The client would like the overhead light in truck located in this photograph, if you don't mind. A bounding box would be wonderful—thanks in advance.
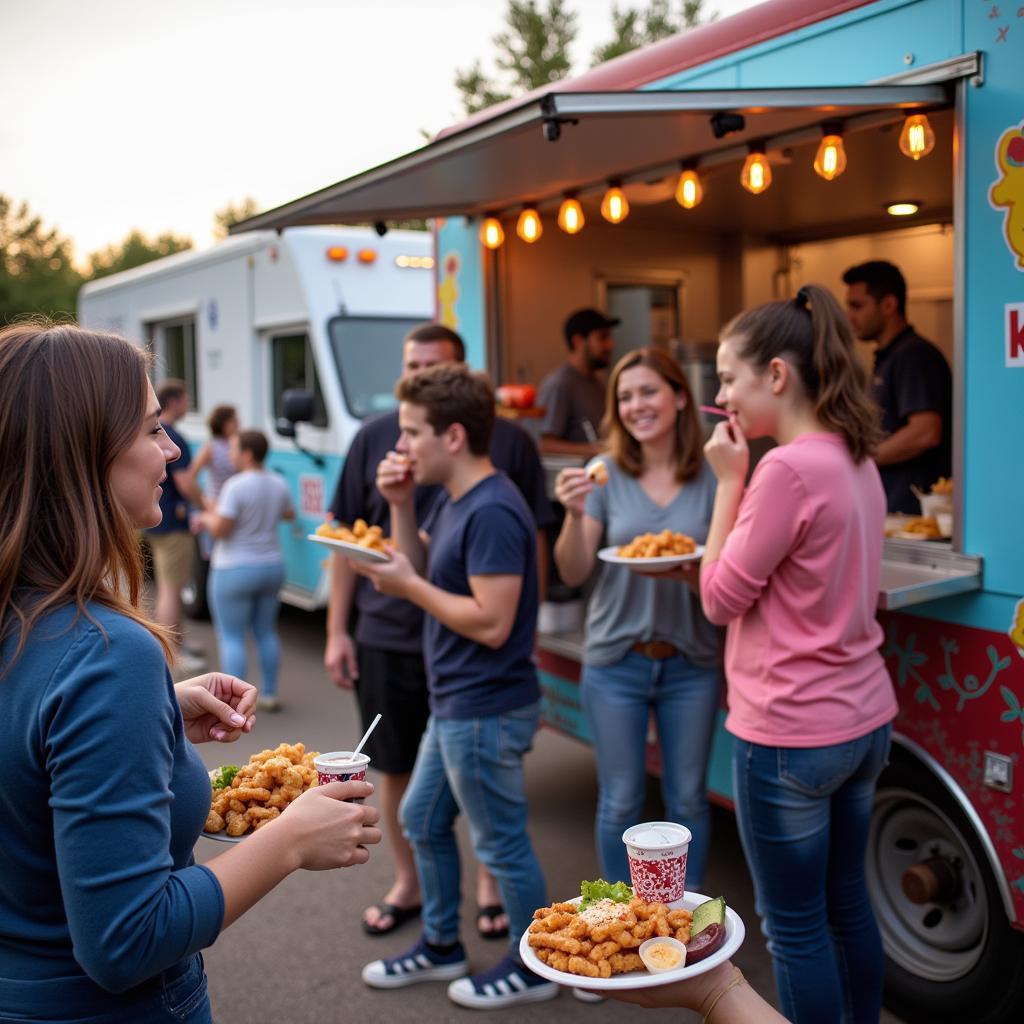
[898,113,936,160]
[886,200,921,217]
[480,216,505,250]
[813,124,847,181]
[557,196,585,234]
[740,144,772,195]
[516,207,543,243]
[675,167,704,209]
[600,182,630,224]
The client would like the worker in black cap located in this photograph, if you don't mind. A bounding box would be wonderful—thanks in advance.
[537,308,618,457]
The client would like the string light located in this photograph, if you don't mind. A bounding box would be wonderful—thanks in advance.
[516,207,543,243]
[557,196,585,234]
[600,183,630,224]
[813,125,847,181]
[740,145,772,195]
[675,167,704,209]
[479,216,505,250]
[898,113,936,160]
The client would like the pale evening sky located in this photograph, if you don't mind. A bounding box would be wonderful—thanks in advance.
[1,0,759,260]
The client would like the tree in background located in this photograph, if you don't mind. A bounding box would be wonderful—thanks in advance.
[0,194,82,322]
[213,196,261,239]
[592,1,715,65]
[456,1,578,114]
[454,0,716,117]
[86,229,192,281]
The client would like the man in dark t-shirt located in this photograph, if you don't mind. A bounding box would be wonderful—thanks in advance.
[843,261,952,513]
[356,363,555,1009]
[325,324,553,939]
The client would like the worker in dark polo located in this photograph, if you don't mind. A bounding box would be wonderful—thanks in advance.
[537,308,617,458]
[843,261,952,513]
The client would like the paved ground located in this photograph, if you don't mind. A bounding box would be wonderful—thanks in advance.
[185,606,906,1023]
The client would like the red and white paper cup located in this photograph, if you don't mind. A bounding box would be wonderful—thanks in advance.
[314,751,371,801]
[622,821,692,903]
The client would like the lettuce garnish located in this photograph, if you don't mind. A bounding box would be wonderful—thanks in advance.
[210,765,239,790]
[580,878,633,909]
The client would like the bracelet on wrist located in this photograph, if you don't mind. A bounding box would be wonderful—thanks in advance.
[700,966,746,1023]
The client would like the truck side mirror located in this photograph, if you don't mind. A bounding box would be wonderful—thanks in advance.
[275,388,314,438]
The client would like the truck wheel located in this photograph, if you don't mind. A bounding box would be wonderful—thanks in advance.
[867,746,1024,1023]
[181,541,210,621]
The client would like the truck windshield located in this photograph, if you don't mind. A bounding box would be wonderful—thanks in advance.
[327,315,425,418]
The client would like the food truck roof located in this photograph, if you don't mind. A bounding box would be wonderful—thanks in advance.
[232,0,954,236]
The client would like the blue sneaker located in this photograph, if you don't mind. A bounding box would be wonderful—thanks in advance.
[447,954,559,1009]
[362,938,468,989]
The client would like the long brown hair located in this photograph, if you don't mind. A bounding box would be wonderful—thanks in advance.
[723,284,883,462]
[0,320,173,672]
[604,347,703,483]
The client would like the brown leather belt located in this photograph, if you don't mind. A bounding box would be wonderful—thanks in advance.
[631,640,679,660]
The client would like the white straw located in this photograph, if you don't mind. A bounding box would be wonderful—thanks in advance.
[351,713,382,760]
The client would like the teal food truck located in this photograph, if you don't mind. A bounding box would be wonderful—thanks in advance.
[234,1,1023,1018]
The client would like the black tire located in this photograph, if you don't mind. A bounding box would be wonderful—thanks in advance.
[181,540,210,621]
[868,745,1024,1023]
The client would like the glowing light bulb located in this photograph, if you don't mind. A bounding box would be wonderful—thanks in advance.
[886,201,920,217]
[813,134,847,181]
[899,113,936,161]
[479,217,505,250]
[600,185,629,224]
[516,208,542,243]
[740,150,772,195]
[675,169,703,209]
[557,197,585,234]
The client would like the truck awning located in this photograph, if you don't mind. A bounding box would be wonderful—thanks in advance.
[233,84,950,233]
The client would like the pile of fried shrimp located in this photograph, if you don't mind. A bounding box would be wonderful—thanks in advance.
[527,898,693,979]
[617,529,696,559]
[315,518,392,553]
[205,742,319,838]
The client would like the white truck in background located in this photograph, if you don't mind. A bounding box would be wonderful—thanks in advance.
[78,226,435,614]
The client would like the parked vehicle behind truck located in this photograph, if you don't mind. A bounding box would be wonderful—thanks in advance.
[78,226,434,615]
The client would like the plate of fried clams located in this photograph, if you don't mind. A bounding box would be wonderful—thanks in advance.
[598,530,704,570]
[204,742,319,843]
[308,519,391,564]
[519,890,744,990]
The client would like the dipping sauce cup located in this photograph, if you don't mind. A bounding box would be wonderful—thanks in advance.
[314,751,371,801]
[622,821,692,903]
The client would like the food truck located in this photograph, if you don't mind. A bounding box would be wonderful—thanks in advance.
[231,0,1022,1017]
[78,226,434,614]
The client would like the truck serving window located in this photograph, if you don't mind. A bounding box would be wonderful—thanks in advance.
[327,315,424,418]
[148,317,198,409]
[271,332,328,427]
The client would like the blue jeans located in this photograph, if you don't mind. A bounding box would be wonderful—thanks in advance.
[733,723,892,1024]
[207,562,284,698]
[581,650,720,889]
[399,705,547,951]
[0,953,210,1023]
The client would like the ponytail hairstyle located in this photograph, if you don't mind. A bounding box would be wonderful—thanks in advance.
[722,284,883,462]
[0,319,174,674]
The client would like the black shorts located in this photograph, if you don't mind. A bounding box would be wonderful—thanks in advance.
[354,645,430,774]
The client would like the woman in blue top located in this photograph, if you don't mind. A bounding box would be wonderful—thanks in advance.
[0,321,381,1024]
[553,347,721,890]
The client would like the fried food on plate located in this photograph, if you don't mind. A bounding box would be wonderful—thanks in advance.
[315,518,392,552]
[930,476,953,495]
[617,529,696,559]
[902,515,941,538]
[527,895,692,979]
[205,742,319,837]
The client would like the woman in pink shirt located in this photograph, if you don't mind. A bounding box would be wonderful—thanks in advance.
[701,285,897,1024]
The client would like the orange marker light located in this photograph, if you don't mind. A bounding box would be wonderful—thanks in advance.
[326,246,349,262]
[357,249,377,264]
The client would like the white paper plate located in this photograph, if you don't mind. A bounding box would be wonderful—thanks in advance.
[306,533,390,563]
[201,830,244,844]
[518,891,743,990]
[597,545,704,570]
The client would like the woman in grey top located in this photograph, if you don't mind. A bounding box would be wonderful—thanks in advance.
[201,430,294,711]
[554,347,720,888]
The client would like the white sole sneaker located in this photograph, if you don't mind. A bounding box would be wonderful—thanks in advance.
[447,975,559,1009]
[362,954,468,989]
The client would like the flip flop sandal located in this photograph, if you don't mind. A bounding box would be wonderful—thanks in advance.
[476,904,510,940]
[362,901,422,937]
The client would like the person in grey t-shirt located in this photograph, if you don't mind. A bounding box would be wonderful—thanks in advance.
[537,308,617,457]
[553,347,721,891]
[201,430,294,710]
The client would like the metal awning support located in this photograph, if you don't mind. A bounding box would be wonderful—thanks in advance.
[232,84,949,233]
